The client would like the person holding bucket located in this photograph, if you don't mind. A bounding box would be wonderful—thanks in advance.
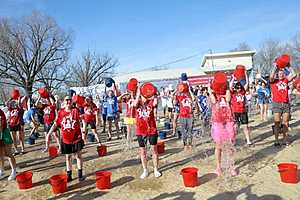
[174,82,196,151]
[0,108,17,181]
[230,67,252,146]
[133,82,161,179]
[118,78,138,149]
[42,95,60,153]
[270,54,296,147]
[81,95,101,145]
[47,95,85,182]
[209,72,237,176]
[7,93,27,155]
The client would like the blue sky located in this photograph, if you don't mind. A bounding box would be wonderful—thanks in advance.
[1,0,300,73]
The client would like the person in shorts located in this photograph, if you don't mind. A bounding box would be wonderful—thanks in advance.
[270,60,296,147]
[230,81,252,145]
[0,109,17,181]
[133,84,161,179]
[7,96,27,155]
[256,81,271,121]
[82,96,101,145]
[47,95,85,182]
[42,95,60,152]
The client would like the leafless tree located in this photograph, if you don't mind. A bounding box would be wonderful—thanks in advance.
[254,39,286,75]
[230,42,252,52]
[288,33,300,72]
[0,12,71,97]
[68,50,118,87]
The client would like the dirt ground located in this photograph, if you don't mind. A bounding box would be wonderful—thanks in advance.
[1,107,300,200]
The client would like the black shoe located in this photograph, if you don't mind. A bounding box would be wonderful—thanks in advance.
[78,169,84,181]
[67,171,72,182]
[274,142,281,147]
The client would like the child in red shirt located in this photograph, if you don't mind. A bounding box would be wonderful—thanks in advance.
[82,96,101,145]
[47,95,85,182]
[133,83,161,179]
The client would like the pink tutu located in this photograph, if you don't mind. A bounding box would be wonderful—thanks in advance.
[211,122,236,144]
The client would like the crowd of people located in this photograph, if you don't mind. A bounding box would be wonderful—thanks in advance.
[0,54,299,186]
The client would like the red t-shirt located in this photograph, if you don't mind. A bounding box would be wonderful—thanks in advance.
[56,108,82,144]
[83,102,98,122]
[135,99,157,136]
[43,104,56,125]
[270,78,289,103]
[231,89,246,113]
[8,102,21,127]
[124,97,136,118]
[0,109,7,129]
[176,94,193,118]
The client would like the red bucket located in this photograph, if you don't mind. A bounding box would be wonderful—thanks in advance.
[97,145,107,157]
[49,174,68,195]
[127,78,138,92]
[293,76,300,92]
[72,95,85,106]
[233,65,246,80]
[16,171,33,190]
[180,167,198,187]
[276,54,290,69]
[38,87,49,98]
[157,141,165,154]
[277,163,298,184]
[140,82,157,99]
[11,88,20,100]
[49,146,58,158]
[95,171,112,190]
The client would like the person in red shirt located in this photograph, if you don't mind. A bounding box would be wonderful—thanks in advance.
[133,84,161,179]
[82,96,101,145]
[47,95,85,182]
[0,109,17,181]
[7,96,27,155]
[41,95,60,152]
[230,73,252,145]
[174,82,196,151]
[270,63,296,147]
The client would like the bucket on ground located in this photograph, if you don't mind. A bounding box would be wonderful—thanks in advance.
[97,145,107,157]
[49,146,58,158]
[49,174,68,195]
[16,171,33,190]
[159,131,167,140]
[180,167,199,187]
[278,163,298,184]
[157,141,165,154]
[95,171,112,190]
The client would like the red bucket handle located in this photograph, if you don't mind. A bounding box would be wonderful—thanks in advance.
[278,168,289,173]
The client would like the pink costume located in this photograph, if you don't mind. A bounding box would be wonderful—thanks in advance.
[211,95,236,144]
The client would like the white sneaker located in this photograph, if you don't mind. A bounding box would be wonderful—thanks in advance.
[140,170,149,179]
[42,147,48,153]
[0,169,4,177]
[154,170,162,178]
[8,170,16,181]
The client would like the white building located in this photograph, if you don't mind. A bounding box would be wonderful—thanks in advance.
[201,50,256,73]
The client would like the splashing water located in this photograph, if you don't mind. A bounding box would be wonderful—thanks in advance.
[221,140,236,178]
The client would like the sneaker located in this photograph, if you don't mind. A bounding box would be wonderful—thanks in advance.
[8,170,16,181]
[42,147,48,153]
[154,170,162,178]
[231,169,238,176]
[0,169,4,177]
[140,170,149,179]
[13,150,19,156]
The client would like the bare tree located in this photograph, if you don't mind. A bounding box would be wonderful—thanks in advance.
[68,50,118,87]
[0,12,71,96]
[254,39,286,75]
[230,42,252,52]
[289,33,300,71]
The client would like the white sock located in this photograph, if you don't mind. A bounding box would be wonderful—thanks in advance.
[8,169,16,181]
[140,169,148,179]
